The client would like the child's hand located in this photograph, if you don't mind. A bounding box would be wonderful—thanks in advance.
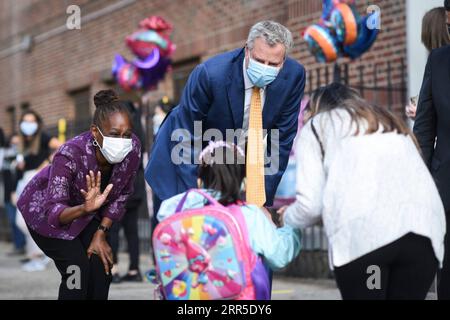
[276,206,288,227]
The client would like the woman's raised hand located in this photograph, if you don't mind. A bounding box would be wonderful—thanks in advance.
[80,170,113,213]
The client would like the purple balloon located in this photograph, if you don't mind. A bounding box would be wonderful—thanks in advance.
[112,54,126,76]
[133,49,160,69]
[139,56,171,89]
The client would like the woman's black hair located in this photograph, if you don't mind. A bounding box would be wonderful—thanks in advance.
[93,89,131,128]
[198,144,246,206]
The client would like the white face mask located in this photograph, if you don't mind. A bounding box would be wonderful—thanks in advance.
[94,127,132,164]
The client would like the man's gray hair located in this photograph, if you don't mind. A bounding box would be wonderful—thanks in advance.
[246,21,294,54]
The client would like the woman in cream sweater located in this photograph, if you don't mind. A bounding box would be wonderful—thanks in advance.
[282,83,446,300]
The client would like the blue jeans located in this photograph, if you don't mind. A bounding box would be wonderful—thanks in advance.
[4,202,26,250]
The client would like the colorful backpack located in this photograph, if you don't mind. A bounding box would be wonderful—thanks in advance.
[152,189,270,300]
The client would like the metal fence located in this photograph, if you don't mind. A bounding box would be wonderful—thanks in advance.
[305,58,407,114]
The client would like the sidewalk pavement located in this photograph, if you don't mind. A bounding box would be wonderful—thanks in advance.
[0,241,341,300]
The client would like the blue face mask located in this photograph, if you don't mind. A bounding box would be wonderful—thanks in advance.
[246,57,281,88]
[20,121,38,136]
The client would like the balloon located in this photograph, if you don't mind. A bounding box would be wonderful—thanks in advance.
[126,29,175,58]
[330,3,358,45]
[112,15,176,91]
[118,62,141,91]
[140,56,172,90]
[133,49,160,69]
[304,25,339,63]
[304,0,378,63]
[139,16,173,33]
[343,14,379,59]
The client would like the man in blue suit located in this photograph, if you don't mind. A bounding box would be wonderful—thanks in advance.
[146,20,305,218]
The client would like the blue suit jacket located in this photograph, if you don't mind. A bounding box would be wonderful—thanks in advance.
[145,48,305,206]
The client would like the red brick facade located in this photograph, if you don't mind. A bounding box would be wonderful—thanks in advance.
[0,0,407,136]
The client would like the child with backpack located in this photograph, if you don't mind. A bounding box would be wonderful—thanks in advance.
[152,141,301,300]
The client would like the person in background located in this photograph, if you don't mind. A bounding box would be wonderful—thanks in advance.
[149,96,175,240]
[405,6,450,121]
[15,110,61,176]
[110,100,147,283]
[282,83,446,300]
[413,0,450,300]
[14,110,61,272]
[152,96,175,136]
[17,90,141,299]
[1,133,26,256]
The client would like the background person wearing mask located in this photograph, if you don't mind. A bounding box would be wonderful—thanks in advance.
[413,0,450,300]
[17,90,141,300]
[14,109,61,272]
[152,96,175,136]
[15,110,61,175]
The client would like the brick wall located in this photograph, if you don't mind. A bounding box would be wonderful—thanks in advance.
[0,0,407,136]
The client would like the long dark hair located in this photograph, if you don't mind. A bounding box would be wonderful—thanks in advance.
[198,142,246,206]
[307,83,419,148]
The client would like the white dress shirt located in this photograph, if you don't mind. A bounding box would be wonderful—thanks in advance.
[284,109,446,269]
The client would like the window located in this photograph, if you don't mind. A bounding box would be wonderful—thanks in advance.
[172,58,200,103]
[70,87,91,135]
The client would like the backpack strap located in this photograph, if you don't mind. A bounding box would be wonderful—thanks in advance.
[175,188,223,213]
[311,117,325,161]
[228,204,270,300]
[227,204,256,265]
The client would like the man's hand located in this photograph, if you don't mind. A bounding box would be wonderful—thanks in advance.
[87,230,113,275]
[261,207,286,227]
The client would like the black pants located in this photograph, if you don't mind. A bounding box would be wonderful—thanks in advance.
[110,204,141,271]
[150,194,162,265]
[151,194,162,236]
[29,219,112,300]
[334,233,438,300]
[438,214,450,299]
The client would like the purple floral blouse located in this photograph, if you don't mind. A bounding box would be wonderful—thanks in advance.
[17,131,141,240]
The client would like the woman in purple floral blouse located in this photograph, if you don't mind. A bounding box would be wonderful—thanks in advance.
[17,90,141,300]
